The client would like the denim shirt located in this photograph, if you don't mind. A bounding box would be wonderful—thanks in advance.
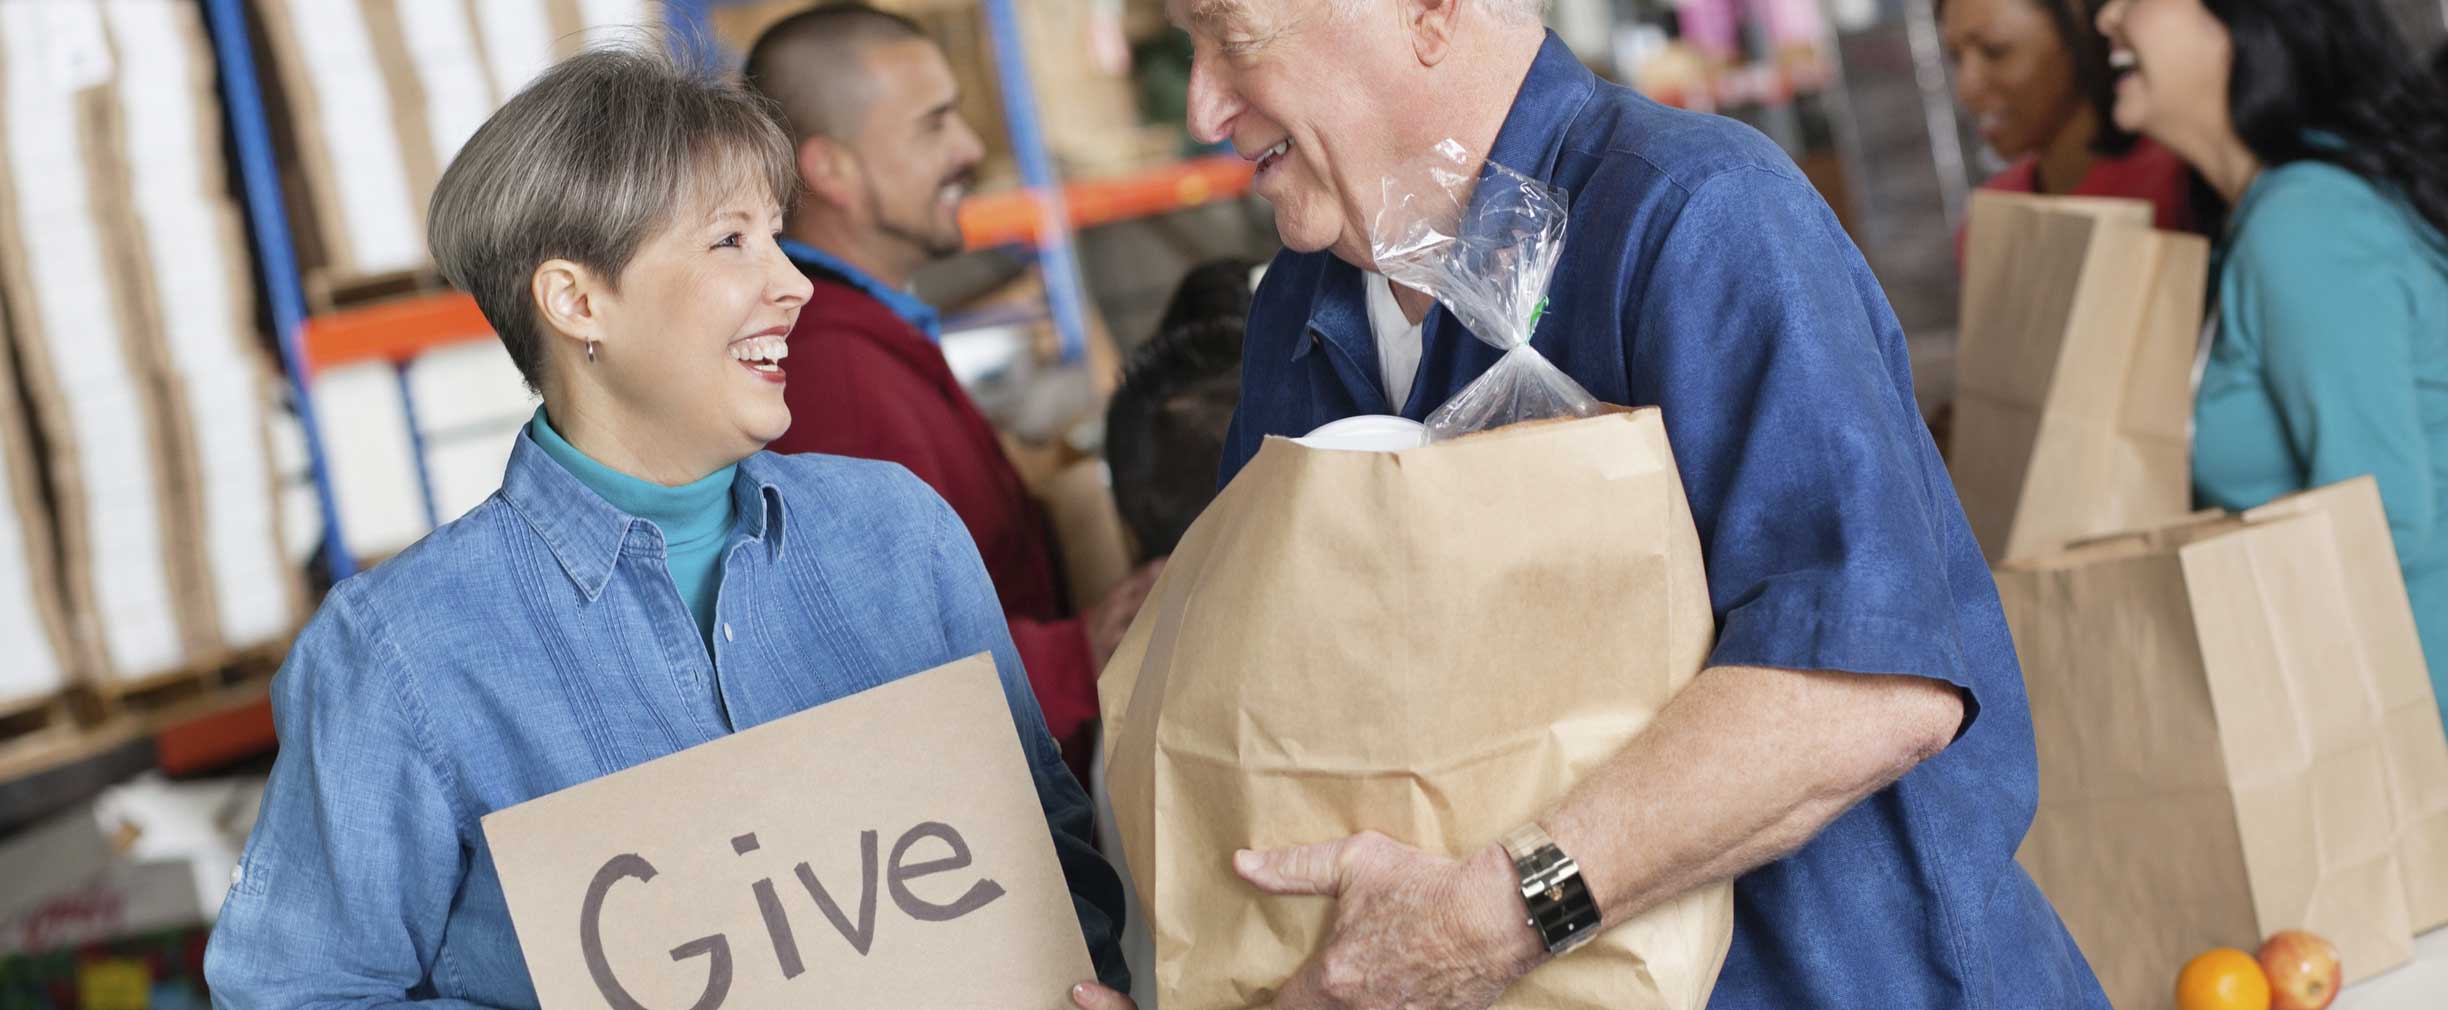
[1224,32,2107,1010]
[204,433,1127,1008]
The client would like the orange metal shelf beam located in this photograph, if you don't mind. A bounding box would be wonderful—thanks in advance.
[299,156,1257,374]
[300,290,492,374]
[958,154,1254,251]
[155,696,276,776]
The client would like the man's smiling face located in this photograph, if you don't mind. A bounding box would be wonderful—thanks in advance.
[1172,0,1425,267]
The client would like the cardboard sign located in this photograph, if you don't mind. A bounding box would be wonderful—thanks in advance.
[484,655,1093,1010]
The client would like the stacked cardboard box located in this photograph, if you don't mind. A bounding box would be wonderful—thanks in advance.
[0,316,71,710]
[405,342,538,524]
[249,0,656,295]
[106,0,298,659]
[0,2,300,696]
[0,2,199,690]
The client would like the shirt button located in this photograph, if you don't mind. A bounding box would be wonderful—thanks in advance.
[723,623,735,642]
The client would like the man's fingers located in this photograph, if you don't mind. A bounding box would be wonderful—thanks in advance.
[1070,982,1136,1010]
[1235,838,1350,896]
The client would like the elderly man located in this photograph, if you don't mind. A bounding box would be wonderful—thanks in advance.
[1106,2,2112,1010]
[743,5,1162,787]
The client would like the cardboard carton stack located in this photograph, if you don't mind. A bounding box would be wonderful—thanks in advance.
[0,315,71,712]
[107,0,299,661]
[0,2,302,708]
[405,341,539,523]
[248,0,655,299]
[0,2,202,692]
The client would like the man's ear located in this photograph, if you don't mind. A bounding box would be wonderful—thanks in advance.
[1403,0,1460,67]
[796,134,861,212]
[531,258,607,358]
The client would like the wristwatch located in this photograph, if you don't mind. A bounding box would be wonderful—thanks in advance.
[1499,822,1601,956]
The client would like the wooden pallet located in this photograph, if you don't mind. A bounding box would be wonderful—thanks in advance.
[0,690,79,762]
[82,640,285,729]
[0,642,288,787]
[304,264,449,316]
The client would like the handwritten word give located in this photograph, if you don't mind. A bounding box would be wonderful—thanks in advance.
[577,820,1006,1010]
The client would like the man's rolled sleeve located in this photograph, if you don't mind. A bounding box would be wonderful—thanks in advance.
[1626,166,1980,728]
[204,585,496,1009]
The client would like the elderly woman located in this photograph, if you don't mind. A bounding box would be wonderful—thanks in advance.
[203,44,1127,1007]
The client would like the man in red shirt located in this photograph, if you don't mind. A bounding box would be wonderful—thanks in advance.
[742,5,1158,781]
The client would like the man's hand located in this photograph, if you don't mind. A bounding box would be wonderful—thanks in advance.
[1086,559,1166,668]
[1071,982,1136,1010]
[1235,832,1544,1010]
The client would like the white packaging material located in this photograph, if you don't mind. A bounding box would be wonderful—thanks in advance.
[0,425,68,705]
[183,369,292,648]
[0,14,185,681]
[93,772,267,923]
[278,0,422,274]
[264,408,324,568]
[0,774,269,954]
[407,342,535,522]
[103,1,207,193]
[425,420,527,523]
[579,0,652,31]
[405,341,535,433]
[396,0,495,170]
[469,0,557,99]
[1295,414,1430,452]
[311,362,434,559]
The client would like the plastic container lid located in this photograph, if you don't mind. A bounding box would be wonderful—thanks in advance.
[1294,415,1429,452]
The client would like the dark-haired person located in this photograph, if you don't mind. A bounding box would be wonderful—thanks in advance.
[202,41,1128,1008]
[1105,259,1253,562]
[1942,0,2198,232]
[741,4,1162,786]
[2099,0,2448,729]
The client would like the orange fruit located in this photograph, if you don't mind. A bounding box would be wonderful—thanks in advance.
[2178,948,2272,1010]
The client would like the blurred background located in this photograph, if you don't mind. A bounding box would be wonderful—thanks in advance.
[0,1,2442,1007]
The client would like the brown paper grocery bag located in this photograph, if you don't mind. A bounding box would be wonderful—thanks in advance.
[1999,507,2418,1010]
[2242,478,2448,930]
[1100,408,1732,1010]
[1951,192,2208,562]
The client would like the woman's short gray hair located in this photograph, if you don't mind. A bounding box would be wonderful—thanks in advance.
[428,41,796,391]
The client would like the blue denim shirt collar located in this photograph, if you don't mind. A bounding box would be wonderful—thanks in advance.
[1288,30,1595,418]
[496,428,789,600]
[779,236,943,342]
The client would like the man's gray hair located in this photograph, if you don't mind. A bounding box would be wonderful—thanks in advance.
[1333,0,1549,22]
[428,40,797,392]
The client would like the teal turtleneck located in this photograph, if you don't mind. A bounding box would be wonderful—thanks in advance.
[529,409,737,650]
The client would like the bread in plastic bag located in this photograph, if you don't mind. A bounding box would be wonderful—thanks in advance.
[1371,138,1602,440]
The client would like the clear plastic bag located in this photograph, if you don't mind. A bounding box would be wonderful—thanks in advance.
[1372,139,1601,441]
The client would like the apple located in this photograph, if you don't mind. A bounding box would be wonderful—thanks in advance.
[2258,930,2341,1010]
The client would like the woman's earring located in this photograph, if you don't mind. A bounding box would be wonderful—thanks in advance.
[586,340,597,364]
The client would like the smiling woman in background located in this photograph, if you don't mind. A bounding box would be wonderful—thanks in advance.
[2097,0,2448,727]
[200,41,1128,1008]
[1940,0,2199,232]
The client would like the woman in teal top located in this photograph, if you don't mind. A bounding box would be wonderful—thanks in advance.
[527,408,734,649]
[2098,0,2448,724]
